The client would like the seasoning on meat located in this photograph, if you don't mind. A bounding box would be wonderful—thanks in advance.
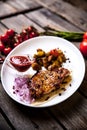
[29,67,70,99]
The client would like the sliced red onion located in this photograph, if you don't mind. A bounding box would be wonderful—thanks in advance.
[13,76,34,103]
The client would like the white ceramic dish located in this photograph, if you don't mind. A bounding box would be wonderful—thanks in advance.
[1,36,85,107]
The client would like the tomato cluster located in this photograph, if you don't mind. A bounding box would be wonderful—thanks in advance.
[0,26,39,55]
[80,32,87,57]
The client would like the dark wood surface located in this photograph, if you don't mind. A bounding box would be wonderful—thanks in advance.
[0,0,87,130]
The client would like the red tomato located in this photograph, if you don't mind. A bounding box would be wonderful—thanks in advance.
[50,49,59,57]
[83,32,87,40]
[16,34,22,43]
[27,26,33,32]
[21,30,28,41]
[21,30,27,36]
[0,34,9,43]
[29,32,38,38]
[80,40,87,57]
[13,42,20,47]
[0,42,5,51]
[6,29,15,37]
[3,47,12,55]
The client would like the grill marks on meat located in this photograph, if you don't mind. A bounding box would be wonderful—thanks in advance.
[29,68,70,99]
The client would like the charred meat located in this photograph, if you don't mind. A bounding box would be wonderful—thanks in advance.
[29,67,70,99]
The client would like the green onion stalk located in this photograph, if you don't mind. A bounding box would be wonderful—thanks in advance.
[40,27,84,41]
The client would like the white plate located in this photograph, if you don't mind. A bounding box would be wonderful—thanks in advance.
[1,36,85,107]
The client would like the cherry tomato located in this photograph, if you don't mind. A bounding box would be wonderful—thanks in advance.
[80,39,87,57]
[21,30,27,36]
[13,42,20,47]
[21,30,28,41]
[83,32,87,40]
[27,26,33,32]
[50,49,59,57]
[29,32,37,38]
[16,34,22,43]
[0,42,5,51]
[0,34,9,43]
[6,29,15,37]
[3,47,12,55]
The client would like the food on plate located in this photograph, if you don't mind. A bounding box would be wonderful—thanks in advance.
[32,48,66,71]
[29,67,70,99]
[13,67,71,103]
[11,48,71,104]
[13,76,33,103]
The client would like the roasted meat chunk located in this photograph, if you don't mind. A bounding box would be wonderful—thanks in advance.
[29,67,70,99]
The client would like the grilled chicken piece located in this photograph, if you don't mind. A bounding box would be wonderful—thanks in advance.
[29,67,70,99]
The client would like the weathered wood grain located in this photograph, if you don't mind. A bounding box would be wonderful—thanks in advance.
[6,0,41,11]
[0,23,8,35]
[26,8,82,32]
[49,92,87,129]
[0,0,41,18]
[0,1,16,18]
[1,14,44,33]
[33,0,56,6]
[35,0,87,31]
[26,9,67,31]
[0,112,12,130]
[64,0,87,11]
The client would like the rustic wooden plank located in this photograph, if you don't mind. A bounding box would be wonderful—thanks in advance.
[35,0,87,31]
[26,8,82,32]
[49,92,87,129]
[33,0,57,5]
[0,112,12,130]
[0,84,63,130]
[1,15,44,33]
[64,0,87,11]
[6,0,41,11]
[0,23,8,35]
[0,1,17,18]
[0,0,41,18]
[26,9,67,31]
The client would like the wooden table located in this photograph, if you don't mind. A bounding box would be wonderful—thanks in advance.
[0,0,87,129]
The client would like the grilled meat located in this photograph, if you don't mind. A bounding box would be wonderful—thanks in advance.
[29,67,70,99]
